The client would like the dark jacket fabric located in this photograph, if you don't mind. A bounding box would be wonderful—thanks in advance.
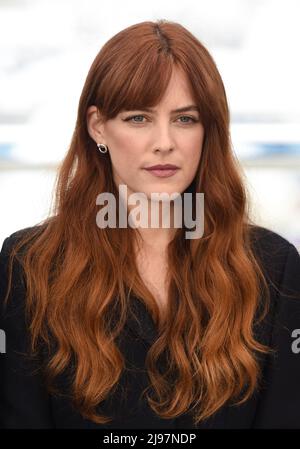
[0,225,300,429]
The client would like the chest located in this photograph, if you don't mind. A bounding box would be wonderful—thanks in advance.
[135,251,169,313]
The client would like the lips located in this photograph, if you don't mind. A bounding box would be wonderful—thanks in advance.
[143,163,180,178]
[144,164,179,170]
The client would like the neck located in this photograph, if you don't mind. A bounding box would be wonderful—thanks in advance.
[132,200,178,254]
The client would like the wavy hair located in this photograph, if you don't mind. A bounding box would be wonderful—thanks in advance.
[3,20,278,426]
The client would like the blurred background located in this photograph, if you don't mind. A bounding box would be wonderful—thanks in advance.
[0,0,299,250]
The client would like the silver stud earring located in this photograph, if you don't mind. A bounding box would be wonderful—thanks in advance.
[97,143,108,153]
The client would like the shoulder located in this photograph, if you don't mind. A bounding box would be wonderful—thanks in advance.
[247,224,300,290]
[0,225,45,312]
[0,225,45,258]
[249,225,300,345]
[248,223,298,255]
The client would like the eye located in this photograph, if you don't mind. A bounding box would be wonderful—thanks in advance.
[177,115,198,123]
[123,114,199,125]
[124,115,146,123]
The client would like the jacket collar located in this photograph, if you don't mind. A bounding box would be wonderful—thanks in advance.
[123,295,159,347]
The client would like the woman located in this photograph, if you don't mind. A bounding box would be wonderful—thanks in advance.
[1,19,300,429]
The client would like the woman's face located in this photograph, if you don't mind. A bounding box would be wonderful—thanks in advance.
[87,66,205,201]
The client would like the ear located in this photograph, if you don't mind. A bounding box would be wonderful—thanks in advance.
[86,105,106,144]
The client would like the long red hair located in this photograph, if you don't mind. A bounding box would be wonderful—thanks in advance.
[3,20,276,426]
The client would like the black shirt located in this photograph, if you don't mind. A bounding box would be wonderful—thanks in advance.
[0,225,300,429]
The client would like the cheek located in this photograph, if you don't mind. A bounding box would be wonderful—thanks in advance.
[180,126,204,155]
[108,131,140,164]
[184,139,203,169]
[109,144,144,180]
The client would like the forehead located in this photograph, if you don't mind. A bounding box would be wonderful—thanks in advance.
[121,67,197,113]
[126,104,200,114]
[100,61,203,121]
[157,67,196,104]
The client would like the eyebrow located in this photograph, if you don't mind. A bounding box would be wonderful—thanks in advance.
[130,105,200,113]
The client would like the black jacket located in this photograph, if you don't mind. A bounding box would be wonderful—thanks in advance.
[0,225,300,429]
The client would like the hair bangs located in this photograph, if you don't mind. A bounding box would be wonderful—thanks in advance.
[97,51,175,119]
